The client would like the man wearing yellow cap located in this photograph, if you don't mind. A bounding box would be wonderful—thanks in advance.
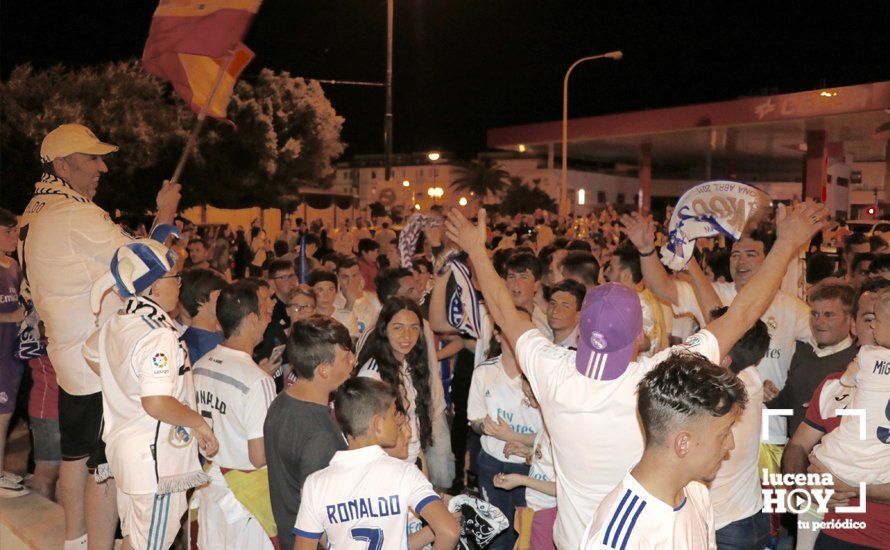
[17,124,181,550]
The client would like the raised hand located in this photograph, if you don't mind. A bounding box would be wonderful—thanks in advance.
[619,212,656,252]
[156,179,182,218]
[444,208,487,255]
[775,200,830,250]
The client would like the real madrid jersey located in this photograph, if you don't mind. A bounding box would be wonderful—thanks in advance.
[193,344,276,470]
[581,472,716,549]
[84,295,197,494]
[675,280,811,443]
[294,445,440,549]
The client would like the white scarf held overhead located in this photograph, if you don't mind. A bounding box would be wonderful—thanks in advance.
[661,180,772,271]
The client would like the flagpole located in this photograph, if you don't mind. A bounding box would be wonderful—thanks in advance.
[170,49,237,184]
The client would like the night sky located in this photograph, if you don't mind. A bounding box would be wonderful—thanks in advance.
[3,2,890,158]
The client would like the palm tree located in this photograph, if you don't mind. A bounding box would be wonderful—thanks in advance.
[451,160,511,200]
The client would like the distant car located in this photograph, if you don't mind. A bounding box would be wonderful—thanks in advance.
[846,220,890,238]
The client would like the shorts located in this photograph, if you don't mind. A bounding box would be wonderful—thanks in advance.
[0,358,25,415]
[58,388,105,463]
[30,417,61,462]
[117,489,187,550]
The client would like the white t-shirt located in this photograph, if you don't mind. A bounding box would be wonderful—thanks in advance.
[812,345,890,485]
[675,280,811,443]
[467,356,542,464]
[526,428,557,511]
[84,296,197,494]
[332,308,360,339]
[193,345,276,471]
[294,445,440,549]
[358,359,422,465]
[581,472,716,549]
[555,326,580,349]
[515,328,721,550]
[709,366,764,529]
[20,175,135,394]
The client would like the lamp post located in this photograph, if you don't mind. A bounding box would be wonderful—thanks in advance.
[560,51,623,216]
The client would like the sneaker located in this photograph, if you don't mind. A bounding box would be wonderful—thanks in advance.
[0,474,30,498]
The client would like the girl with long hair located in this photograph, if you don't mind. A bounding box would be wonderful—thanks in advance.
[357,297,433,468]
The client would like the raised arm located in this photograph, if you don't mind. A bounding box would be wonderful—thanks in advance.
[620,213,680,305]
[444,209,534,352]
[428,271,458,334]
[707,202,828,356]
[686,257,723,323]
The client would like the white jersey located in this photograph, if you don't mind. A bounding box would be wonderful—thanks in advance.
[467,356,542,464]
[294,445,440,549]
[334,291,382,337]
[675,280,810,443]
[84,296,198,494]
[193,345,276,471]
[526,428,557,511]
[19,174,134,394]
[358,359,422,465]
[515,328,720,550]
[581,472,716,549]
[812,345,890,485]
[709,367,763,529]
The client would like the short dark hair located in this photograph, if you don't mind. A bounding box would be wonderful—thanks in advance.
[851,252,876,274]
[0,208,16,228]
[287,315,354,380]
[268,259,294,278]
[336,257,358,273]
[705,249,732,283]
[320,252,343,269]
[637,351,747,446]
[544,279,586,311]
[746,223,776,254]
[561,251,600,287]
[357,238,379,254]
[334,377,398,440]
[612,242,643,283]
[870,253,890,274]
[308,269,338,287]
[375,267,414,303]
[806,252,836,285]
[216,280,260,338]
[273,240,290,257]
[566,239,592,252]
[504,252,542,281]
[411,257,432,275]
[709,307,770,374]
[809,282,855,313]
[179,268,228,317]
[854,278,890,318]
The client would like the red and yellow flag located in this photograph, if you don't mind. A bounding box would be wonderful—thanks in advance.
[142,0,261,120]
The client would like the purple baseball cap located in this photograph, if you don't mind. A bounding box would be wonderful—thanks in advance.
[576,283,643,380]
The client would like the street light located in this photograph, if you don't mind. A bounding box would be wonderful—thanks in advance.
[459,197,468,206]
[402,180,410,187]
[561,50,622,216]
[428,151,441,161]
[427,186,444,199]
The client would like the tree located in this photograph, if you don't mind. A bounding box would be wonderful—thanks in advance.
[498,181,557,216]
[1,62,346,213]
[451,159,510,200]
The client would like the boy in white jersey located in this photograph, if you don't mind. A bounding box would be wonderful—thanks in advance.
[193,280,278,549]
[294,377,460,549]
[811,286,890,486]
[582,352,747,549]
[82,240,218,550]
[442,202,829,549]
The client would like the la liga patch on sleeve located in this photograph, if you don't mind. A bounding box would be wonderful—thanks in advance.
[151,352,171,377]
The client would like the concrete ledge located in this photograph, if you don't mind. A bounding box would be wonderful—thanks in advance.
[0,492,65,549]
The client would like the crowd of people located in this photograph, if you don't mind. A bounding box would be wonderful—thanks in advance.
[1,123,888,550]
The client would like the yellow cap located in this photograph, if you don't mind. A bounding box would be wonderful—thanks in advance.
[40,124,119,163]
